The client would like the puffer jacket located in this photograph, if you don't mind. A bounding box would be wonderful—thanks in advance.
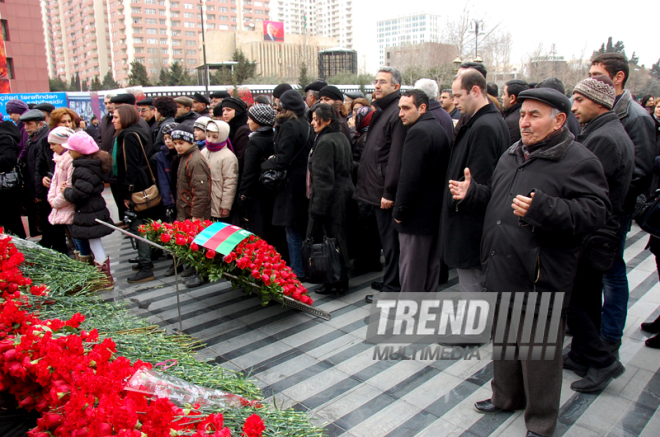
[63,158,114,240]
[176,144,211,221]
[47,151,75,225]
[201,146,239,217]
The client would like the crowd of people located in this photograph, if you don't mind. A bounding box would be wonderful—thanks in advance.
[1,51,660,437]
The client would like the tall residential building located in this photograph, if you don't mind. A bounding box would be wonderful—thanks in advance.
[0,0,49,92]
[377,12,442,67]
[272,0,352,48]
[41,0,270,86]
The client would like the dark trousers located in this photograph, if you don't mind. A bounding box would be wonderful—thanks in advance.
[567,258,616,368]
[375,207,400,293]
[398,232,439,293]
[348,200,382,271]
[37,200,67,254]
[491,305,564,437]
[0,190,25,238]
[110,182,126,222]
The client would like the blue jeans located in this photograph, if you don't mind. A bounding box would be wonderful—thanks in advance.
[286,225,304,278]
[601,215,632,343]
[68,225,91,256]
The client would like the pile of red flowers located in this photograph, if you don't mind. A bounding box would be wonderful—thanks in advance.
[0,233,266,437]
[139,220,313,306]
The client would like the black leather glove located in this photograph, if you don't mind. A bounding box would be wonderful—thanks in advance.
[165,207,176,221]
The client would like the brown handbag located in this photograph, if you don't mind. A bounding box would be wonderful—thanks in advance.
[123,133,162,212]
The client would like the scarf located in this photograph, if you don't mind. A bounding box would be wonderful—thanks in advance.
[205,138,234,153]
[28,124,48,141]
[521,127,566,161]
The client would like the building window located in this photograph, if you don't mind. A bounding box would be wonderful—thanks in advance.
[186,49,196,55]
[1,20,9,41]
[185,40,196,45]
[145,8,156,14]
[185,31,195,36]
[184,21,195,27]
[6,58,13,79]
[160,38,168,44]
[184,3,193,8]
[147,38,158,44]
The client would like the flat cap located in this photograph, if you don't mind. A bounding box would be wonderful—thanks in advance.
[319,85,344,102]
[273,83,293,99]
[304,79,327,93]
[34,103,56,113]
[192,92,210,105]
[210,90,231,99]
[111,94,137,105]
[517,88,571,115]
[344,90,365,100]
[19,109,47,122]
[136,97,154,106]
[174,96,194,108]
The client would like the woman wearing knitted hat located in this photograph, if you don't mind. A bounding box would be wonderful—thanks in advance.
[261,89,314,279]
[61,132,114,289]
[238,104,277,241]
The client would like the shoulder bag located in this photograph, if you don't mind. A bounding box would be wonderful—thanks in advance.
[260,125,311,190]
[124,132,162,212]
[301,221,344,284]
[636,190,660,238]
[0,165,23,191]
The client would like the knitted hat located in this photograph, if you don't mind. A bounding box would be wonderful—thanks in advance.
[194,116,212,131]
[273,83,293,99]
[48,126,76,144]
[111,94,137,105]
[161,123,178,136]
[221,97,248,114]
[174,96,194,108]
[319,86,344,102]
[573,75,616,110]
[171,125,195,144]
[63,131,99,155]
[278,89,306,115]
[6,99,29,115]
[248,104,276,127]
[19,109,46,122]
[206,120,230,142]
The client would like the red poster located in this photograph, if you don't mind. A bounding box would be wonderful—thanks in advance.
[263,21,284,42]
[0,30,11,94]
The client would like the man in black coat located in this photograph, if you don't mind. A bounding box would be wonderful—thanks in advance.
[392,90,450,293]
[565,75,633,392]
[353,67,407,303]
[502,79,529,144]
[535,78,581,138]
[100,94,116,153]
[192,93,211,117]
[137,97,159,144]
[174,97,200,128]
[440,89,461,120]
[86,115,102,146]
[590,53,657,352]
[450,88,610,437]
[440,69,510,293]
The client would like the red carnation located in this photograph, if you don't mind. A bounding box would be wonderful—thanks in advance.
[191,242,199,252]
[206,250,216,259]
[242,414,265,437]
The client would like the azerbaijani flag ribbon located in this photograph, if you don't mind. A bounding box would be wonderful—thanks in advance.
[193,222,254,255]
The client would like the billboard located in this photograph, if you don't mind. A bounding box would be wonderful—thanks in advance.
[0,29,10,94]
[263,21,284,42]
[0,93,67,118]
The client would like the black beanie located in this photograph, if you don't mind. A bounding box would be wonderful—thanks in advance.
[319,86,344,102]
[221,97,248,114]
[278,89,306,115]
[273,83,293,99]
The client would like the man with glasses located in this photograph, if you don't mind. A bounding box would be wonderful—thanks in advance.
[137,97,158,143]
[354,66,407,303]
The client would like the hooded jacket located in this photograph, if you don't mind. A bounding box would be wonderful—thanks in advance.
[201,144,239,217]
[353,90,407,206]
[176,144,211,221]
[47,151,75,225]
[461,128,610,313]
[440,101,510,269]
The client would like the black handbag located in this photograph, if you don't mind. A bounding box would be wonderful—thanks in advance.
[302,223,344,284]
[636,190,660,238]
[260,125,311,190]
[0,166,23,191]
[581,228,620,271]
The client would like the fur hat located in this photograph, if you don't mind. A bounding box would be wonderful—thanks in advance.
[573,75,616,110]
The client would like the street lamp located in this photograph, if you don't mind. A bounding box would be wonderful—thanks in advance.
[453,56,462,72]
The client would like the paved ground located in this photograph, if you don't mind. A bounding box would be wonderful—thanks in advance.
[99,190,660,437]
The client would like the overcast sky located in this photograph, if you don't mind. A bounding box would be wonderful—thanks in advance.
[352,0,659,74]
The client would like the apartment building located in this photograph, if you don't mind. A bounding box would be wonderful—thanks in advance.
[271,0,352,48]
[42,0,270,86]
[377,12,442,66]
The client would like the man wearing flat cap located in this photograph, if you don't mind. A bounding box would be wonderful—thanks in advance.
[210,91,230,110]
[137,97,158,142]
[192,93,211,117]
[564,75,633,393]
[173,96,200,129]
[111,93,137,106]
[449,88,611,437]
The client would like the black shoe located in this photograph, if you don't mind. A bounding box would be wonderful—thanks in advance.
[570,360,625,392]
[641,315,660,334]
[316,284,333,295]
[184,275,206,288]
[128,257,140,264]
[645,333,660,349]
[181,265,196,278]
[365,294,374,304]
[371,281,383,291]
[563,353,588,377]
[474,399,505,415]
[164,264,184,277]
[527,432,546,437]
[127,267,156,283]
[316,279,349,295]
[132,263,154,271]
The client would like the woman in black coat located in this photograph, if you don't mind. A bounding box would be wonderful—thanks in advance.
[0,120,25,237]
[261,90,313,279]
[113,105,160,282]
[307,104,355,293]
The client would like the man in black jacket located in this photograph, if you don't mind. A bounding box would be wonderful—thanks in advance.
[450,88,610,437]
[393,90,450,293]
[137,97,159,143]
[590,53,656,352]
[354,67,407,303]
[174,97,200,128]
[565,75,633,392]
[502,79,529,144]
[192,93,211,117]
[440,69,510,293]
[100,94,116,153]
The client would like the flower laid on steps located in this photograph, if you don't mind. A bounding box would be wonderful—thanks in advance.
[139,219,314,306]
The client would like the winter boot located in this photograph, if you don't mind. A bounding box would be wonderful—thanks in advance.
[96,257,114,290]
[79,254,95,266]
[73,250,81,261]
